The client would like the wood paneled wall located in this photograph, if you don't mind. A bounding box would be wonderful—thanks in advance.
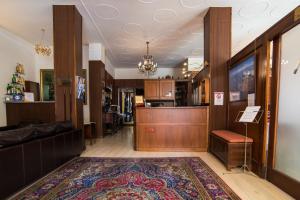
[53,5,83,129]
[227,5,300,185]
[228,46,268,176]
[89,61,105,138]
[204,8,231,131]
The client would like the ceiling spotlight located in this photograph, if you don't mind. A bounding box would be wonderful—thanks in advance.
[183,62,187,66]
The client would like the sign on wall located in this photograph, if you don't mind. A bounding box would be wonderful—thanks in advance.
[214,92,224,106]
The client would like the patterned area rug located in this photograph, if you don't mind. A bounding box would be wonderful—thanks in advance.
[11,157,241,200]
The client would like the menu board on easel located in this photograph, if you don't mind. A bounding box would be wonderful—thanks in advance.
[239,106,261,123]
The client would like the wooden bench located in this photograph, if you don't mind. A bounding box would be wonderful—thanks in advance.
[209,130,253,171]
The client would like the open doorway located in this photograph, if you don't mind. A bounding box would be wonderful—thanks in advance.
[118,88,144,125]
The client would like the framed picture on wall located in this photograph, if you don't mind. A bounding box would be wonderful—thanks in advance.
[229,55,256,102]
[82,69,87,105]
[76,75,86,101]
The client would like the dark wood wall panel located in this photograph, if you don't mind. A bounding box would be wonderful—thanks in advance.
[227,47,267,175]
[89,61,105,137]
[114,79,144,88]
[204,7,231,131]
[113,79,144,104]
[53,5,83,129]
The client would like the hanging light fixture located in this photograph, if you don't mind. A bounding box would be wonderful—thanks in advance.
[138,41,158,76]
[35,28,51,56]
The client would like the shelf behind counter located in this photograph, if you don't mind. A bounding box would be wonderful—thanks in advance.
[134,106,209,152]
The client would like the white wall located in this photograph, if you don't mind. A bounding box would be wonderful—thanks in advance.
[34,47,54,82]
[82,45,90,123]
[105,57,115,78]
[0,27,36,126]
[114,67,184,79]
[33,45,91,124]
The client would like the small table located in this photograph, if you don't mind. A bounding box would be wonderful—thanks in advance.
[84,122,96,145]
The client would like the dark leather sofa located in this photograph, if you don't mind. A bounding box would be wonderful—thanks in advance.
[0,121,84,199]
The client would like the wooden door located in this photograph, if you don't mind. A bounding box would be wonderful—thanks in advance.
[144,80,159,100]
[159,80,175,100]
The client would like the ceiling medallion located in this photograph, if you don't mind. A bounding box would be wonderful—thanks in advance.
[35,28,51,56]
[138,41,158,77]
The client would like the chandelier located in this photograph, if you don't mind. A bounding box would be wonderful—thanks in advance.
[138,41,158,76]
[35,28,51,56]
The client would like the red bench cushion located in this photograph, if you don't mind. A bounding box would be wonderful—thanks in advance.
[211,130,253,143]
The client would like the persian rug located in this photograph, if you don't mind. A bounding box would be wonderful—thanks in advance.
[11,157,241,200]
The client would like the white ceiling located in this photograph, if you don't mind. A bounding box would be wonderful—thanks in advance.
[0,0,299,68]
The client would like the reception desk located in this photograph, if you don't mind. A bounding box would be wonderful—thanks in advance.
[135,106,208,151]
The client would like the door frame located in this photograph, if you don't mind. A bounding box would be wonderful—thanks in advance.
[267,34,300,200]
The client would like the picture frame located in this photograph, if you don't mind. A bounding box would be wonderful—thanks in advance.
[229,55,256,102]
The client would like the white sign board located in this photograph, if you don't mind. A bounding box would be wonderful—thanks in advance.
[214,92,224,106]
[24,92,34,102]
[239,106,261,123]
[248,93,255,106]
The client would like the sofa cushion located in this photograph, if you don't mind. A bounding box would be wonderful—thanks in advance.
[0,127,36,148]
[32,121,73,138]
[32,123,58,138]
[211,130,253,143]
[55,121,73,133]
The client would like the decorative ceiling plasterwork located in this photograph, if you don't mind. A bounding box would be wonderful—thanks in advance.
[138,0,159,4]
[180,0,208,9]
[238,0,270,18]
[153,9,178,23]
[0,0,299,68]
[93,4,120,20]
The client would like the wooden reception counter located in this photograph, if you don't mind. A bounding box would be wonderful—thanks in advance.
[135,106,208,151]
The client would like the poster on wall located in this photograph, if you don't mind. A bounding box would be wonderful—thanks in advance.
[76,76,86,100]
[214,92,224,106]
[229,55,256,102]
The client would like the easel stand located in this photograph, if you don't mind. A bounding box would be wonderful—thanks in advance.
[224,110,263,176]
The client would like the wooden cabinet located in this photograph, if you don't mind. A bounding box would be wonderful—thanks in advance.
[144,80,159,100]
[159,80,175,100]
[144,79,175,100]
[6,102,55,126]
